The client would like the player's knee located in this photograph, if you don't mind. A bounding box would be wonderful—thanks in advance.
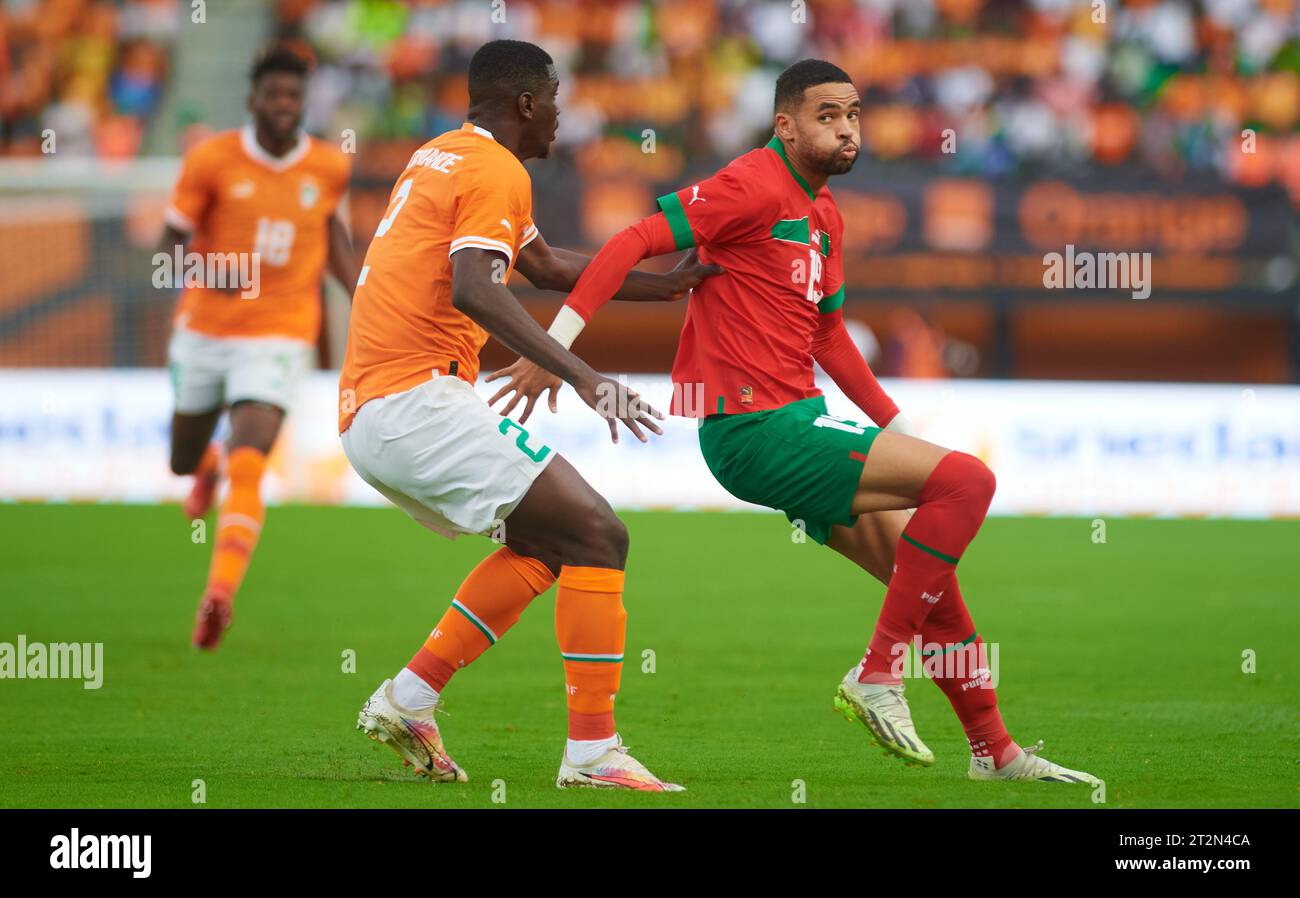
[506,539,562,579]
[955,452,997,507]
[567,500,628,568]
[604,512,630,563]
[585,504,628,566]
[170,451,197,476]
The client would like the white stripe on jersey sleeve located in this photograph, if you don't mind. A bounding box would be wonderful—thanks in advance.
[164,205,195,233]
[448,235,514,262]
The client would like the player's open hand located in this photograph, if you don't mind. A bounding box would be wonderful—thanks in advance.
[573,373,664,444]
[486,357,561,424]
[661,250,724,301]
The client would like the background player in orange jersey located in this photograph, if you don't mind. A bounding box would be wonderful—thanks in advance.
[158,44,359,650]
[343,40,719,791]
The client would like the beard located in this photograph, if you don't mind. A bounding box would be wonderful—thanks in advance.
[817,140,859,175]
[260,115,301,144]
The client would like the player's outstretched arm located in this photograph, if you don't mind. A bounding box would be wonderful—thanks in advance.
[487,213,690,422]
[451,247,663,443]
[811,308,915,434]
[514,229,721,302]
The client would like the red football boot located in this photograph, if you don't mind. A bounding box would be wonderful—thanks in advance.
[192,586,233,650]
[183,466,220,520]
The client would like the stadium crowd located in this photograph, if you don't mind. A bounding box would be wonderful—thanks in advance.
[274,0,1300,192]
[0,0,178,157]
[0,0,1295,195]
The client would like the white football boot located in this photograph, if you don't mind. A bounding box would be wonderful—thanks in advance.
[833,664,935,767]
[556,736,684,792]
[969,740,1099,785]
[357,678,467,783]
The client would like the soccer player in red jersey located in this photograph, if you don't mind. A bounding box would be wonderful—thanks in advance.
[489,60,1100,786]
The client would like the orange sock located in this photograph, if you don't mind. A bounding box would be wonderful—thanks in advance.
[204,446,266,601]
[554,566,626,741]
[408,547,556,691]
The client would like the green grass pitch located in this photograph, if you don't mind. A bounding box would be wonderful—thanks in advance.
[1,504,1295,809]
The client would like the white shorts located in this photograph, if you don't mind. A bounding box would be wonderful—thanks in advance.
[167,327,314,414]
[340,374,556,540]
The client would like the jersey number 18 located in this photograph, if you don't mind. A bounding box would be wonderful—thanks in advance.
[254,218,296,267]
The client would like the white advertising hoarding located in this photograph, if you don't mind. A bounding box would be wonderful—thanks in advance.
[0,370,1295,518]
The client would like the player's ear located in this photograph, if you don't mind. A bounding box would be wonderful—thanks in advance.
[773,110,796,142]
[517,91,535,122]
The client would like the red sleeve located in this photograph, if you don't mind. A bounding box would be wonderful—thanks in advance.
[811,310,900,428]
[564,213,677,321]
[656,163,776,250]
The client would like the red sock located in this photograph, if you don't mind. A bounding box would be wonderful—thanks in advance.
[860,452,996,684]
[195,442,221,480]
[920,574,1017,767]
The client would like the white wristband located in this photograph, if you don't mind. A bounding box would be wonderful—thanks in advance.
[884,413,917,437]
[547,305,587,350]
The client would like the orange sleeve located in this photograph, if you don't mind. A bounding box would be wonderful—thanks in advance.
[520,215,539,249]
[448,166,530,264]
[165,141,217,233]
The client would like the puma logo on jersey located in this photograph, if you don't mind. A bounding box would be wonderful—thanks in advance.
[921,590,944,604]
[229,181,255,199]
[689,185,706,204]
[500,218,512,231]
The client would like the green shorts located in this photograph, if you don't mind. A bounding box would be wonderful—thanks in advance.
[698,395,881,545]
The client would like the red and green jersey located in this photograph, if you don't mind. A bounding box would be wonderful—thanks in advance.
[658,135,846,417]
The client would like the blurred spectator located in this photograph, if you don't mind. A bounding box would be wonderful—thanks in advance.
[0,0,178,157]
[886,308,950,378]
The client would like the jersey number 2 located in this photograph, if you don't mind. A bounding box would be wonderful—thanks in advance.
[374,178,413,238]
[498,419,551,463]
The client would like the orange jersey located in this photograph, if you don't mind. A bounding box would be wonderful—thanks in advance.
[165,126,351,343]
[338,122,538,433]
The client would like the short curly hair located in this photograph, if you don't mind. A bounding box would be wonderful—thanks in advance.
[250,41,312,86]
[775,59,853,112]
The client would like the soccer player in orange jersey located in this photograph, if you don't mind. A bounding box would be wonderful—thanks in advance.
[159,44,358,650]
[342,40,718,791]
